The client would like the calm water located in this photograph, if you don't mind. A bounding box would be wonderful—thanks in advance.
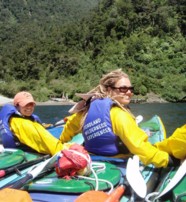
[34,103,186,136]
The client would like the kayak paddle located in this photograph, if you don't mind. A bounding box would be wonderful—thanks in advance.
[46,119,65,129]
[126,155,147,198]
[145,159,186,201]
[136,115,143,124]
[0,154,50,178]
[155,158,186,199]
[10,152,59,189]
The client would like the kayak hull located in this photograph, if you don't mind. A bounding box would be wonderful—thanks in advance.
[1,115,184,202]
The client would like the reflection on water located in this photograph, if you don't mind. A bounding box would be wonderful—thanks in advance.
[35,105,72,125]
[35,103,186,136]
[130,103,186,136]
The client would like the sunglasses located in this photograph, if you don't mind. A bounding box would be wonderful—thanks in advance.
[111,86,134,93]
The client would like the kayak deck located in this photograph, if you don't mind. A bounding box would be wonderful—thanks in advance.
[1,115,184,202]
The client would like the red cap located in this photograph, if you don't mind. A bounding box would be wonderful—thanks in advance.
[14,91,36,107]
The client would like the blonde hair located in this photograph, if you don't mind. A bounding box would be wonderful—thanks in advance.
[76,69,135,128]
[88,69,129,95]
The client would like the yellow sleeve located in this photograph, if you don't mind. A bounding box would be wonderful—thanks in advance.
[155,124,186,159]
[59,112,83,143]
[10,117,64,156]
[110,107,169,168]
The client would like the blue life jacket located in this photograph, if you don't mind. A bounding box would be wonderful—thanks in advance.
[0,104,41,148]
[83,98,126,156]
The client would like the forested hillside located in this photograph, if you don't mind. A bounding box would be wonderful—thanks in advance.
[0,0,185,102]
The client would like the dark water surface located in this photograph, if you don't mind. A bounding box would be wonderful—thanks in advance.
[35,103,186,136]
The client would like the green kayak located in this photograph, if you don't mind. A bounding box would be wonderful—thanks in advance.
[0,115,185,202]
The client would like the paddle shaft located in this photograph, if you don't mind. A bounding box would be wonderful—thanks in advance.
[156,159,186,199]
[0,154,50,177]
[10,165,54,189]
[145,159,186,201]
[11,173,33,189]
[47,121,65,129]
[7,151,59,189]
[1,166,54,189]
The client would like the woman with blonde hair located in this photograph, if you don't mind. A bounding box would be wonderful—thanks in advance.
[60,69,183,168]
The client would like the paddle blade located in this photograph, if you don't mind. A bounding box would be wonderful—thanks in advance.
[156,159,186,199]
[126,155,147,198]
[11,152,59,189]
[136,115,143,124]
[28,152,58,179]
[0,155,50,178]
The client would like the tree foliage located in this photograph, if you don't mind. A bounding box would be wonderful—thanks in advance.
[0,0,185,102]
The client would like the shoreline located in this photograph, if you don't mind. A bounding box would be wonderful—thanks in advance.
[0,101,76,107]
[36,101,76,106]
[0,93,175,106]
[0,99,168,106]
[0,95,76,106]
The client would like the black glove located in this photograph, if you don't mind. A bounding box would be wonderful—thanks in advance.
[168,155,180,167]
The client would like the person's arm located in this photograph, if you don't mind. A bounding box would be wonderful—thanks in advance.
[110,107,169,168]
[155,124,186,160]
[10,117,64,155]
[59,112,83,143]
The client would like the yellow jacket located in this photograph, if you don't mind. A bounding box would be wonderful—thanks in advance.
[60,106,169,168]
[155,124,186,159]
[10,117,64,156]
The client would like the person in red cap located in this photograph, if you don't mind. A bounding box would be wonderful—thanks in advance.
[0,91,64,155]
[13,91,36,117]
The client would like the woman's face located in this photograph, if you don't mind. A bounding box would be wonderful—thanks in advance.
[18,103,35,117]
[108,77,134,105]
